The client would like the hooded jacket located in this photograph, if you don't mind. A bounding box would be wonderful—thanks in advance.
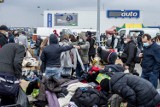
[0,32,8,48]
[0,43,25,79]
[41,34,73,69]
[110,73,160,107]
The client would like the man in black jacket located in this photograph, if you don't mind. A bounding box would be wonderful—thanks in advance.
[87,31,96,64]
[0,25,9,48]
[139,34,160,88]
[41,34,76,79]
[100,72,160,107]
[0,43,25,105]
[0,43,25,79]
[121,35,137,73]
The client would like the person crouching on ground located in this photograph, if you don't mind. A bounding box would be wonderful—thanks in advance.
[100,72,160,107]
[97,47,117,65]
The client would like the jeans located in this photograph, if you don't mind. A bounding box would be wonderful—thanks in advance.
[141,71,159,88]
[45,67,62,79]
[61,67,72,76]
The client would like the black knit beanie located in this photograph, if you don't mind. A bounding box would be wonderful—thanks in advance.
[100,78,110,92]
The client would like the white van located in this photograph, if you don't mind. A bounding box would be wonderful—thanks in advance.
[118,28,160,38]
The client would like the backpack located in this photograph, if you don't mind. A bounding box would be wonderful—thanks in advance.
[134,47,141,63]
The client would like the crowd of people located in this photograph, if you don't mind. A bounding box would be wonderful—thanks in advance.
[0,24,160,107]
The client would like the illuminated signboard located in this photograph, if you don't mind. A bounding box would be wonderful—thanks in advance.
[107,10,140,18]
[54,13,78,26]
[47,13,52,27]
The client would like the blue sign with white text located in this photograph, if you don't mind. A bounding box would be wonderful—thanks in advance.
[47,13,52,27]
[107,10,140,18]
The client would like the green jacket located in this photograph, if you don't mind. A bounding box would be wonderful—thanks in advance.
[78,41,90,64]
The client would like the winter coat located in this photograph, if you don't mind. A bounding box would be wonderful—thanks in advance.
[0,32,8,48]
[40,34,73,70]
[60,40,73,68]
[60,40,84,70]
[141,42,160,73]
[37,76,67,101]
[121,40,137,66]
[87,37,96,55]
[70,87,108,107]
[110,73,160,107]
[97,47,117,64]
[78,41,90,64]
[0,43,25,79]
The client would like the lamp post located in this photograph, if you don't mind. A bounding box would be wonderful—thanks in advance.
[97,0,100,45]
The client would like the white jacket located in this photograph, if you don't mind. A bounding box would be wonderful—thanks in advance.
[60,41,84,70]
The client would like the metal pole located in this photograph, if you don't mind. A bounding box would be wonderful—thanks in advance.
[97,0,101,46]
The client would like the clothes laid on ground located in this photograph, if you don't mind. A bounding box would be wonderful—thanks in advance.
[37,76,69,101]
[108,94,122,107]
[22,70,40,81]
[70,87,108,107]
[26,80,40,95]
[58,82,92,107]
[61,79,79,87]
[46,91,60,107]
[17,87,30,107]
[22,57,39,67]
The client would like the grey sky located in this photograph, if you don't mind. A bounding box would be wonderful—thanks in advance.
[0,0,160,27]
